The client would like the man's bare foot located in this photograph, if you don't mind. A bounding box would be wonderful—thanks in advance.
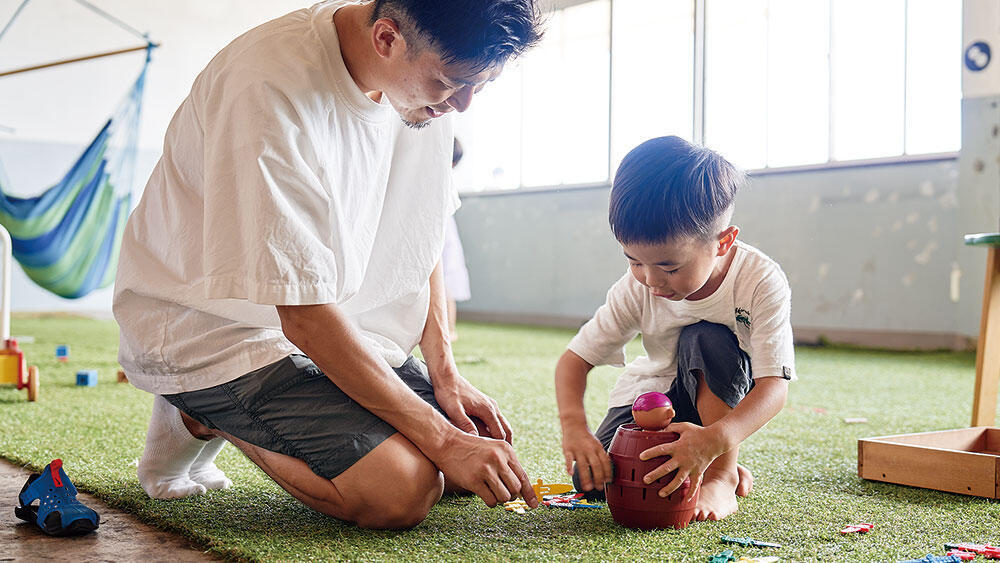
[693,469,739,521]
[736,464,753,497]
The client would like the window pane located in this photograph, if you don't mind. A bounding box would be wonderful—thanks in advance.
[610,0,693,171]
[453,66,523,192]
[520,0,611,187]
[705,0,768,170]
[905,0,961,155]
[831,0,905,161]
[766,0,830,167]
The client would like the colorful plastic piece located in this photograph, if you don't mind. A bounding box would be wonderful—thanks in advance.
[0,338,38,401]
[944,543,1000,559]
[721,535,783,548]
[76,370,98,387]
[531,479,573,501]
[708,550,736,563]
[737,557,780,563]
[503,499,530,514]
[15,459,100,535]
[841,523,875,534]
[898,555,964,563]
[944,551,976,561]
[55,345,69,362]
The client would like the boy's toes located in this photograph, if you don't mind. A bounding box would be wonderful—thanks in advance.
[735,464,754,497]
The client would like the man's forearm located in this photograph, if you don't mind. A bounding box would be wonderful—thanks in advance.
[419,260,454,374]
[276,303,457,457]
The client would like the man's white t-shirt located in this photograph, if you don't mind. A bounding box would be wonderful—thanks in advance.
[567,242,796,408]
[114,0,458,394]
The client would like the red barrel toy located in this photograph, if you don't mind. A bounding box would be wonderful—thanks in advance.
[606,423,698,530]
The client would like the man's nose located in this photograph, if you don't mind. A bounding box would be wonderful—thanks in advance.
[447,85,475,113]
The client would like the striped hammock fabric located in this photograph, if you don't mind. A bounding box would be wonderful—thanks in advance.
[0,56,149,299]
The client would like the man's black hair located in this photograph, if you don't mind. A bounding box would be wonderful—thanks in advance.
[370,0,543,70]
[609,136,746,244]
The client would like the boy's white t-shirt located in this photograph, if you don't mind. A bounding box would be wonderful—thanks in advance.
[113,0,459,394]
[567,242,796,408]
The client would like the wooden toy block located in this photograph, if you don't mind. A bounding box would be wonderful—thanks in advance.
[76,370,98,387]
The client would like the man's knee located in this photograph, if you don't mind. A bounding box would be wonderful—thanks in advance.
[342,450,444,529]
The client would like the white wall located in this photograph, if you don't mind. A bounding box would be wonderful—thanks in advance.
[0,0,310,310]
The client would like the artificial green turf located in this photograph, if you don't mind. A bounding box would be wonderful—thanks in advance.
[1,315,998,561]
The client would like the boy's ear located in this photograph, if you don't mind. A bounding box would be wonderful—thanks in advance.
[716,226,739,256]
[371,17,407,60]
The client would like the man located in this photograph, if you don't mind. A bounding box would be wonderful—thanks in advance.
[113,0,542,529]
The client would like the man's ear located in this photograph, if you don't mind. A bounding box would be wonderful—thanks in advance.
[371,17,407,59]
[717,225,739,256]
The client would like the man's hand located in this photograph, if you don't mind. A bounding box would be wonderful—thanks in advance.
[432,429,538,508]
[560,424,613,492]
[638,422,728,501]
[430,363,513,444]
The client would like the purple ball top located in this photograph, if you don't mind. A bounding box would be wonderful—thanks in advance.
[632,391,672,412]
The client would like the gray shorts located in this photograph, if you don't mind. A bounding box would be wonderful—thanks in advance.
[162,355,444,480]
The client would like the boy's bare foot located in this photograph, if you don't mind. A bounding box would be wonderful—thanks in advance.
[693,468,739,521]
[736,464,753,497]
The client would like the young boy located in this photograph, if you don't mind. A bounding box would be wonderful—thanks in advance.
[555,136,795,522]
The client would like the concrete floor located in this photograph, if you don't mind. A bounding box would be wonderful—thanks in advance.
[1,459,215,562]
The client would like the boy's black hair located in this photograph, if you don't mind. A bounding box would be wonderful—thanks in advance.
[370,0,543,71]
[609,136,745,244]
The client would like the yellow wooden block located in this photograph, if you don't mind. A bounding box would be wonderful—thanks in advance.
[0,353,20,385]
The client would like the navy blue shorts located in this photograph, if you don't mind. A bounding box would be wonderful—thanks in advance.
[162,355,444,480]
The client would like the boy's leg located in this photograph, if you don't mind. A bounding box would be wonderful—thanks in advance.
[673,321,753,521]
[570,405,633,499]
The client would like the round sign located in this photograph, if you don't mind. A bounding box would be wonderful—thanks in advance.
[965,41,991,72]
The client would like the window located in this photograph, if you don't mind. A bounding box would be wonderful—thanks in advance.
[454,0,961,192]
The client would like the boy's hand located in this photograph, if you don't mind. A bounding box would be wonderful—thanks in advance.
[638,422,727,501]
[561,424,613,492]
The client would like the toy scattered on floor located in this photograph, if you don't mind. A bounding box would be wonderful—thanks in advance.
[503,499,530,514]
[76,370,98,387]
[944,551,976,561]
[631,391,675,431]
[117,369,128,383]
[606,423,697,529]
[736,557,780,563]
[531,478,573,501]
[898,555,965,563]
[55,345,69,362]
[944,543,1000,558]
[15,459,100,536]
[0,338,39,401]
[708,550,736,563]
[841,523,875,534]
[541,492,602,510]
[721,535,782,548]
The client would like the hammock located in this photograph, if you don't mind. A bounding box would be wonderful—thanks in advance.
[0,0,154,298]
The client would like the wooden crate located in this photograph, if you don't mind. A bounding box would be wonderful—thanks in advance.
[858,427,1000,498]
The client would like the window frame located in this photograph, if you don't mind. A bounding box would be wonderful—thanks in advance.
[460,0,960,196]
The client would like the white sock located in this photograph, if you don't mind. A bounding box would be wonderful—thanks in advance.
[189,437,232,490]
[137,395,209,499]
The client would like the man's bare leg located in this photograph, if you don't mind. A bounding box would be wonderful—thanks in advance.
[691,371,742,521]
[180,412,444,529]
